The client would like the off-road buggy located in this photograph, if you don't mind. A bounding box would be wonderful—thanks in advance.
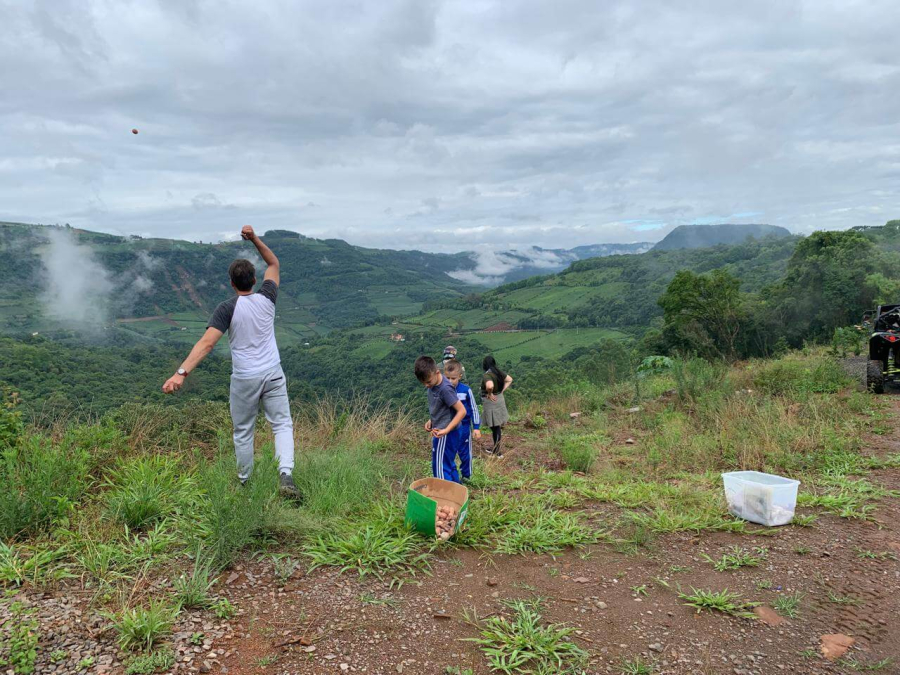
[866,304,900,393]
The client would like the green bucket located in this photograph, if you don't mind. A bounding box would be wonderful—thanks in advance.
[405,477,469,539]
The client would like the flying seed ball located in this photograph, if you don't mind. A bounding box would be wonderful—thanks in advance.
[131,128,139,134]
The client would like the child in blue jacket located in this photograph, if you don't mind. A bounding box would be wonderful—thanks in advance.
[443,359,480,483]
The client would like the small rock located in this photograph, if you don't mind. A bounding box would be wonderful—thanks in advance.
[340,665,349,672]
[820,633,855,661]
[596,601,607,609]
[627,406,641,413]
[753,606,786,626]
[486,578,498,587]
[569,412,582,419]
[199,662,211,674]
[649,643,664,653]
[573,577,590,584]
[625,438,635,445]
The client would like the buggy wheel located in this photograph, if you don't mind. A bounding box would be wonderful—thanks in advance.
[867,359,885,394]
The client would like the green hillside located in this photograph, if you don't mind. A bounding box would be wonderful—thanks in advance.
[414,234,802,332]
[0,223,472,344]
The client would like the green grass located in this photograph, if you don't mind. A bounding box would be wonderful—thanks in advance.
[0,435,90,540]
[107,600,178,652]
[465,599,588,674]
[198,449,280,569]
[840,657,895,672]
[855,548,897,560]
[556,435,600,473]
[172,552,216,609]
[826,591,862,606]
[293,444,392,518]
[0,601,38,674]
[0,543,71,588]
[678,588,758,619]
[773,592,803,618]
[701,546,766,572]
[618,656,656,674]
[303,504,431,582]
[124,648,176,675]
[105,455,195,530]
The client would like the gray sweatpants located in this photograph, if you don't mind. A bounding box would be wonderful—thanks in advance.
[229,365,295,481]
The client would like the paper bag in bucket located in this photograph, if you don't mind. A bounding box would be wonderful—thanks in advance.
[405,477,469,539]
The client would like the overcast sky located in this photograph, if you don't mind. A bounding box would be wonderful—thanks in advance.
[1,0,899,252]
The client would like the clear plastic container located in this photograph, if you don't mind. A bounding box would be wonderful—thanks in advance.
[721,471,800,526]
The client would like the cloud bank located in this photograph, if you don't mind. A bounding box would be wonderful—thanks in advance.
[2,1,900,252]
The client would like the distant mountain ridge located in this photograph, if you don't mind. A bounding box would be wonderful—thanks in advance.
[652,224,792,251]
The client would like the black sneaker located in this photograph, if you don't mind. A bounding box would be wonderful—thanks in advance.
[279,472,302,502]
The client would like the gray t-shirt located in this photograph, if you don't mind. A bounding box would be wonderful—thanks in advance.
[208,280,280,377]
[428,375,459,430]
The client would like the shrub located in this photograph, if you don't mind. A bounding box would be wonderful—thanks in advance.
[0,435,89,540]
[557,436,599,473]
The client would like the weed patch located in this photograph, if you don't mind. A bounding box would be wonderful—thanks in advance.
[0,435,89,540]
[678,587,758,619]
[304,504,431,582]
[465,599,588,674]
[108,600,179,652]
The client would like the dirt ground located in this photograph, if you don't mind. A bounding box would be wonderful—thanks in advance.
[202,407,900,674]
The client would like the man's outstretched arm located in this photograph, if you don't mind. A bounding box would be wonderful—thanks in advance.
[162,327,224,394]
[241,225,279,286]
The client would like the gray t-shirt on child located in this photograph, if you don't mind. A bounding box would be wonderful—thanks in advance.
[428,376,459,429]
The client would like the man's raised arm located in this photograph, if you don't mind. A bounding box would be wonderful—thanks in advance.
[241,225,279,286]
[162,327,223,394]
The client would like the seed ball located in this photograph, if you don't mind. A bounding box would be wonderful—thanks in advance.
[439,532,450,541]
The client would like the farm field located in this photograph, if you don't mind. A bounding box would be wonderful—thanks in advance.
[472,327,627,362]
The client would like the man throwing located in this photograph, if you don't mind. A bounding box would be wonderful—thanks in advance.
[162,226,299,499]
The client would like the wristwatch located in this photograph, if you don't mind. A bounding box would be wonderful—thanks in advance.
[177,368,189,377]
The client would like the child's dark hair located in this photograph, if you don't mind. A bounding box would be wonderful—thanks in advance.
[414,355,439,383]
[444,359,462,377]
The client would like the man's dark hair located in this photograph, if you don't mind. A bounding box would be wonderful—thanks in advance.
[229,259,256,292]
[414,355,439,383]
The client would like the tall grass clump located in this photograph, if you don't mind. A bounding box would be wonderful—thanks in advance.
[107,599,178,652]
[172,550,216,609]
[294,443,392,518]
[556,435,600,473]
[105,455,194,530]
[108,402,230,457]
[0,435,89,540]
[197,449,279,570]
[671,357,729,409]
[296,396,415,451]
